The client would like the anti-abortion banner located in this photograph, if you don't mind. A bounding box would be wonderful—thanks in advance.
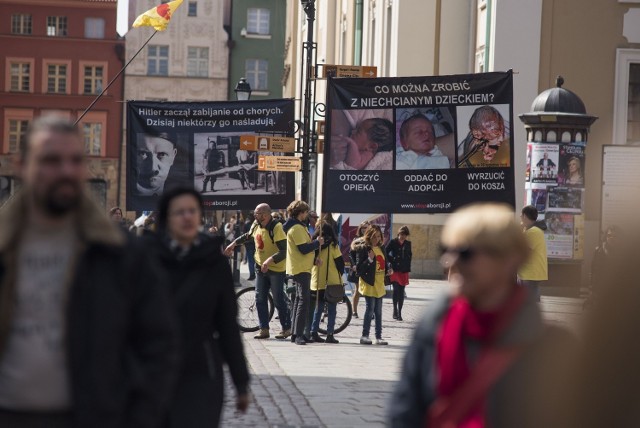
[323,71,514,213]
[127,99,295,211]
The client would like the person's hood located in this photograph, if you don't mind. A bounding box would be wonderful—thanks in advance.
[283,217,304,233]
[533,220,548,231]
[350,236,368,251]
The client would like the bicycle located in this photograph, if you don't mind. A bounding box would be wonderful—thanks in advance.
[235,276,353,335]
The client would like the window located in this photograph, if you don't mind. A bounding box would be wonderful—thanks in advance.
[187,47,208,77]
[247,8,270,35]
[475,0,489,73]
[8,120,29,153]
[188,2,197,16]
[85,18,105,39]
[245,59,268,90]
[147,45,169,76]
[83,123,102,156]
[11,14,32,34]
[83,65,103,94]
[47,16,67,36]
[47,64,67,93]
[10,62,30,92]
[627,63,640,144]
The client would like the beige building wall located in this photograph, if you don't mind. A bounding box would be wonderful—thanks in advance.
[120,0,229,209]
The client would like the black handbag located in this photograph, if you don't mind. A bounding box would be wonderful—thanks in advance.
[323,246,345,304]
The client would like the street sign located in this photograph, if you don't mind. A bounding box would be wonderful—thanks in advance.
[239,135,296,153]
[321,65,377,78]
[258,155,301,172]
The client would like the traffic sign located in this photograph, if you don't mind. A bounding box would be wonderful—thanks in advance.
[239,135,296,153]
[258,155,301,172]
[321,65,377,78]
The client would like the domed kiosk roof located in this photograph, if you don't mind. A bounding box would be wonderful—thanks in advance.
[530,76,586,114]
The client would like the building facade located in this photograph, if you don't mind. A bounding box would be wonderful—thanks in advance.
[284,0,639,288]
[0,0,124,209]
[227,0,286,100]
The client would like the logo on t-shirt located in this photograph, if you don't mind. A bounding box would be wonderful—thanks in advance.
[255,234,264,250]
[376,254,385,271]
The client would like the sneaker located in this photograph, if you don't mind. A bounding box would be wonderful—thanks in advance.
[311,332,325,343]
[295,336,307,346]
[253,329,269,340]
[375,338,388,345]
[275,329,292,340]
[360,336,372,345]
[325,334,339,344]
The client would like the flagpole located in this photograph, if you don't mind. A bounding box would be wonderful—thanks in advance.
[75,30,159,125]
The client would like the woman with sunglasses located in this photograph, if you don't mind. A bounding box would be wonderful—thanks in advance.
[354,225,392,345]
[389,203,552,428]
[144,187,250,427]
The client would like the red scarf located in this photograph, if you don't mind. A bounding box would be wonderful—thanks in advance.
[435,286,525,428]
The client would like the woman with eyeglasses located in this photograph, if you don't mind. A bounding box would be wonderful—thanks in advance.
[144,187,250,427]
[354,225,392,345]
[389,203,555,428]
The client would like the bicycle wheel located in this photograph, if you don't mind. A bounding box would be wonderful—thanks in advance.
[236,286,275,332]
[319,296,352,335]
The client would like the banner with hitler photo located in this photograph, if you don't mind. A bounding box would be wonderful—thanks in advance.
[322,71,515,213]
[126,99,295,212]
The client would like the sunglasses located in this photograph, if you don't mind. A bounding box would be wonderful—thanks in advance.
[440,246,478,262]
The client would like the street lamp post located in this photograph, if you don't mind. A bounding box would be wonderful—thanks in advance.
[300,0,315,203]
[232,77,252,286]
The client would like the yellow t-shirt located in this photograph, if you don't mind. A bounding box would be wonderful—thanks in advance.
[312,244,343,291]
[286,223,315,275]
[252,222,287,272]
[518,226,548,281]
[359,246,387,298]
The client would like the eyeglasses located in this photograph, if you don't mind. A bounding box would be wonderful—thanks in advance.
[169,207,199,217]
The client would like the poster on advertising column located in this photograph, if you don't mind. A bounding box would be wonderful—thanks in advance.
[126,99,295,212]
[322,71,515,214]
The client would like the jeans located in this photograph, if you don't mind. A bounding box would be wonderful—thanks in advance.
[255,270,290,330]
[246,245,256,277]
[310,290,337,335]
[362,296,383,339]
[521,280,541,302]
[291,273,311,336]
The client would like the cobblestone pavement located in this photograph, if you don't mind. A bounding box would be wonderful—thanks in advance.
[221,274,583,427]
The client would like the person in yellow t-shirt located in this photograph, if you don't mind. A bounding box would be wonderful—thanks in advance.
[309,223,345,344]
[225,203,291,340]
[518,205,548,302]
[354,225,393,345]
[283,201,324,346]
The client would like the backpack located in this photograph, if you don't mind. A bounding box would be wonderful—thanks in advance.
[249,219,278,244]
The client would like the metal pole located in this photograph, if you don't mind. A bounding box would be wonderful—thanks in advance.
[75,30,159,125]
[301,0,315,203]
[233,209,241,286]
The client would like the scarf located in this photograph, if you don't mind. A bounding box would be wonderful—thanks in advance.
[435,286,525,427]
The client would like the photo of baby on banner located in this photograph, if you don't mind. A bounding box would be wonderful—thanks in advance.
[194,133,287,195]
[456,104,511,168]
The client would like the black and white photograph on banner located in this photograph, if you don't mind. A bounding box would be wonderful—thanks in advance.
[127,99,295,211]
[329,109,394,170]
[547,187,584,213]
[194,133,287,195]
[531,143,560,184]
[134,131,190,197]
[456,104,511,168]
[558,143,585,186]
[395,107,455,170]
[322,71,515,214]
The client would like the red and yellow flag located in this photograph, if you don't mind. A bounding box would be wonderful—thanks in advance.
[133,0,184,31]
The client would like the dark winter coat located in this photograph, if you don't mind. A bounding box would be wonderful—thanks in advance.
[352,237,388,287]
[385,238,412,273]
[0,194,180,428]
[347,237,365,283]
[388,291,572,428]
[143,233,250,428]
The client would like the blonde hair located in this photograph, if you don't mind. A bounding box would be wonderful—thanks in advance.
[441,203,529,258]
